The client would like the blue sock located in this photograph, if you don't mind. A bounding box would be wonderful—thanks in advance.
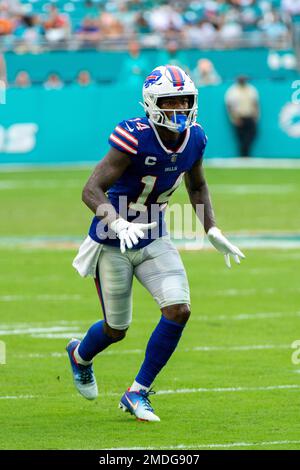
[135,315,186,388]
[78,320,115,362]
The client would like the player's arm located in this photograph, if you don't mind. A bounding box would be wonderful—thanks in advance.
[82,146,131,222]
[184,159,216,233]
[82,147,156,253]
[185,160,245,268]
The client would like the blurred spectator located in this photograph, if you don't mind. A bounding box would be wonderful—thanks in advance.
[0,0,23,15]
[13,15,43,52]
[219,19,243,45]
[75,17,101,45]
[0,0,295,50]
[192,59,222,87]
[260,10,289,43]
[0,17,14,35]
[83,0,100,18]
[281,0,300,16]
[0,53,6,84]
[76,70,93,87]
[231,0,255,6]
[225,75,259,157]
[44,5,70,43]
[44,73,64,90]
[14,70,31,88]
[114,2,136,35]
[98,12,124,40]
[134,11,151,35]
[148,4,184,33]
[119,40,148,84]
[184,20,218,48]
[157,40,189,74]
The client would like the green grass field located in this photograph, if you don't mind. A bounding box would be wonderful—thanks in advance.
[0,167,300,450]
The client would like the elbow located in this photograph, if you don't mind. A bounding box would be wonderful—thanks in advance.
[82,184,92,206]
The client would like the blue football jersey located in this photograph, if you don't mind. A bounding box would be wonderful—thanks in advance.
[89,117,207,249]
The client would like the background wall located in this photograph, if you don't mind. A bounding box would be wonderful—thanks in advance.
[5,49,298,83]
[1,78,299,164]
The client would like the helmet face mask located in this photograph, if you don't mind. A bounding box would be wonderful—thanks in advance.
[142,65,198,133]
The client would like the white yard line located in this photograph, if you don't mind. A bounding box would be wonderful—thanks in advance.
[0,295,81,302]
[154,384,300,396]
[193,311,300,321]
[4,290,299,301]
[188,344,290,352]
[1,384,299,401]
[0,320,88,329]
[30,333,84,339]
[11,343,291,358]
[205,158,300,169]
[0,180,81,190]
[0,395,36,400]
[0,180,297,193]
[1,233,300,250]
[0,326,81,336]
[201,287,300,296]
[1,312,299,337]
[107,439,300,450]
[1,158,300,170]
[0,163,96,172]
[209,184,296,194]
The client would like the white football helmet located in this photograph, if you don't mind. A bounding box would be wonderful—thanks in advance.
[142,65,198,133]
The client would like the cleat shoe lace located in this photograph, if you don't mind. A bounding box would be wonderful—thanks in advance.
[78,364,94,385]
[139,389,156,412]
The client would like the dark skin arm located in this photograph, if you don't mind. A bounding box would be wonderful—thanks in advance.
[82,147,132,339]
[82,147,131,223]
[184,159,216,233]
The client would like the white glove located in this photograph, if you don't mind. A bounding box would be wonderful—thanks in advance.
[110,217,157,254]
[207,226,245,268]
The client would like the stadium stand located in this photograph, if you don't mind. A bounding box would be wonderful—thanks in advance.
[1,0,299,85]
[0,0,298,52]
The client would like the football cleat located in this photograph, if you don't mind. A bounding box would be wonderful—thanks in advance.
[119,389,160,422]
[66,338,98,400]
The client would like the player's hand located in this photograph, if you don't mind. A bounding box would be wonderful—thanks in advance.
[110,217,157,254]
[207,227,245,268]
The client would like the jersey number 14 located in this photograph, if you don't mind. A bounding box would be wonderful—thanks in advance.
[129,173,184,212]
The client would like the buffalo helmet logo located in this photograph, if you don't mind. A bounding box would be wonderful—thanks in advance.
[144,70,162,88]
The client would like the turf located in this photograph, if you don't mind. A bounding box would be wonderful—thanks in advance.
[0,167,300,450]
[0,167,299,236]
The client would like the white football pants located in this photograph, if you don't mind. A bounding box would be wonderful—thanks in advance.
[94,237,190,330]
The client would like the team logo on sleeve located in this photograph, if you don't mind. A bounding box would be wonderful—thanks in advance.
[144,70,162,88]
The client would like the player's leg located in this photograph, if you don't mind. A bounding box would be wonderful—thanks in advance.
[119,238,190,421]
[67,245,133,400]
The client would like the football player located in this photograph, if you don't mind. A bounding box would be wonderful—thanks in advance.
[67,65,245,422]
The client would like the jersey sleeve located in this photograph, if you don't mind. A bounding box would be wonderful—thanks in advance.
[200,131,208,159]
[194,123,208,161]
[108,120,139,157]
